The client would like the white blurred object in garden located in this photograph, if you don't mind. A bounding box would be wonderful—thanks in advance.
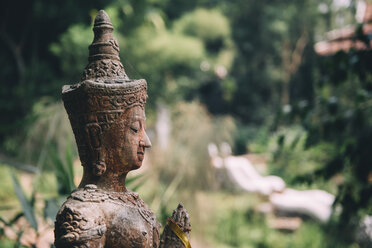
[208,142,335,223]
[208,143,286,195]
[155,103,171,150]
[270,188,335,223]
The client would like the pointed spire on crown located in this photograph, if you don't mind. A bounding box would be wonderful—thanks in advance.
[93,10,113,29]
[82,10,128,81]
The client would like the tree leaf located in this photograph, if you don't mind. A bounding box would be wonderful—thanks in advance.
[10,170,38,230]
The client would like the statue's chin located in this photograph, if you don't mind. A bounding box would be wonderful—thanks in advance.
[137,152,144,162]
[131,162,142,171]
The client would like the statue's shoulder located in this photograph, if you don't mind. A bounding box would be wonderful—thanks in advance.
[54,186,107,247]
[124,189,158,220]
[68,184,110,203]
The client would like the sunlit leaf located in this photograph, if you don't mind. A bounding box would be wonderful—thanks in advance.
[10,171,38,230]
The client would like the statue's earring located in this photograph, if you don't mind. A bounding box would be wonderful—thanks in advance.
[93,151,106,176]
[93,156,106,176]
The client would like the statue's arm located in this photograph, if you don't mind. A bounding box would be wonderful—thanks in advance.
[54,203,106,248]
[160,203,191,248]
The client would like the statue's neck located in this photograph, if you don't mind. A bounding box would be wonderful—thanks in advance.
[78,167,128,192]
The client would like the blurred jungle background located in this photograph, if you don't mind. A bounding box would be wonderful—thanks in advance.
[1,0,371,247]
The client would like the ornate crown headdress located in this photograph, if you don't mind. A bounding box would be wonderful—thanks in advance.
[62,10,147,174]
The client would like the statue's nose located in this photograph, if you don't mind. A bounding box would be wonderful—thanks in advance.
[143,132,152,148]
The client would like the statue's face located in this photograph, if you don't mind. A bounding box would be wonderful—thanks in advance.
[105,106,151,174]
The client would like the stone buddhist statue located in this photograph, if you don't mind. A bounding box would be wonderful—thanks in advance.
[54,10,191,248]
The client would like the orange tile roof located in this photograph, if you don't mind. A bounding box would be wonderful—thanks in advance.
[315,3,372,56]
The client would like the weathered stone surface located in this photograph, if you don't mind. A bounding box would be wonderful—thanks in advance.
[54,10,190,248]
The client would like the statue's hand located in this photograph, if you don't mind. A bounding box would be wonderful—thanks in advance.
[159,203,191,248]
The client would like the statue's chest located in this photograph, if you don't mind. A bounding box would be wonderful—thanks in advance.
[69,187,159,248]
[106,206,155,248]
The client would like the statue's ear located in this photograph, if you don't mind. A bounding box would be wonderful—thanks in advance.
[86,124,106,176]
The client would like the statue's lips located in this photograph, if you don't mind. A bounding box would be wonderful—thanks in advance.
[137,152,144,161]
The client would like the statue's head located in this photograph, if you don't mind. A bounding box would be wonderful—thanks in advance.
[62,10,151,177]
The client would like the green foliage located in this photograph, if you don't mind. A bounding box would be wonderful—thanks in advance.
[268,127,336,186]
[47,6,235,114]
[154,101,236,191]
[50,24,93,82]
[233,124,272,155]
[211,202,353,248]
[4,99,78,220]
[151,33,204,68]
[49,142,76,195]
[314,50,371,216]
[215,209,246,247]
[129,26,205,75]
[0,165,17,203]
[10,171,38,231]
[173,8,230,47]
[144,102,236,216]
[0,236,22,248]
[280,33,372,243]
[124,26,205,106]
[18,99,76,170]
[0,0,112,143]
[1,1,369,246]
[228,0,321,123]
[126,174,147,192]
[121,7,234,111]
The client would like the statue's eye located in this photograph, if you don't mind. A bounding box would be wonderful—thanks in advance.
[130,121,140,133]
[130,127,138,133]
